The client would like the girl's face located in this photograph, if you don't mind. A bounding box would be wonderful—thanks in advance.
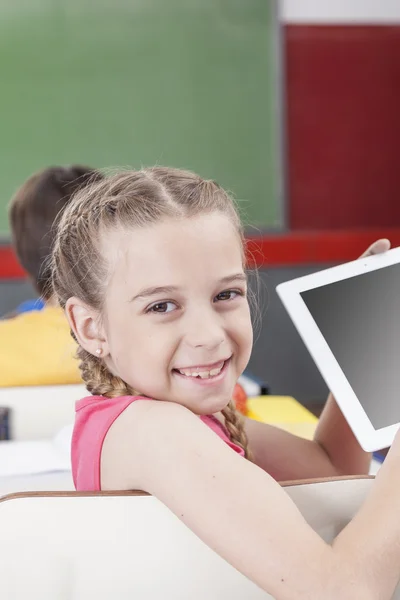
[101,214,253,414]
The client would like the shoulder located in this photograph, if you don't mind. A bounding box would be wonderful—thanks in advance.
[101,398,203,452]
[100,400,237,491]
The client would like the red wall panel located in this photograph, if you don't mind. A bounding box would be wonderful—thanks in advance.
[286,25,400,230]
[3,228,400,278]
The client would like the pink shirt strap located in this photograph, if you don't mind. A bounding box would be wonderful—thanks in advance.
[72,395,244,491]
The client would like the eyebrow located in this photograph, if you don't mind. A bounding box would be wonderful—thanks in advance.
[130,273,247,302]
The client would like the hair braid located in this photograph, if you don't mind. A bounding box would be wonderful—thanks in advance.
[222,399,253,461]
[76,346,134,398]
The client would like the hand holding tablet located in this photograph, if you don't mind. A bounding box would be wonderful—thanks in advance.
[277,241,400,452]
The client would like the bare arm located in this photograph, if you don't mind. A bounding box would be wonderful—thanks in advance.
[245,393,370,481]
[101,401,400,600]
[314,392,371,473]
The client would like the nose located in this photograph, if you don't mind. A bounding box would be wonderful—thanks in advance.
[183,307,225,351]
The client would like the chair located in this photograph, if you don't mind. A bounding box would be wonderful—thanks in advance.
[1,476,397,599]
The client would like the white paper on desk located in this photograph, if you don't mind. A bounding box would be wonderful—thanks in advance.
[0,441,71,476]
[0,425,73,477]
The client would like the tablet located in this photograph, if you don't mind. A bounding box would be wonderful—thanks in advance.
[276,246,400,451]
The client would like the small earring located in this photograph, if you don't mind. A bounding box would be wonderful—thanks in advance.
[95,348,102,357]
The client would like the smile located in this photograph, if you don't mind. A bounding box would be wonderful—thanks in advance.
[173,358,230,381]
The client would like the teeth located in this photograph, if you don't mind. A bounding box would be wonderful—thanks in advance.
[177,364,224,379]
[209,367,221,376]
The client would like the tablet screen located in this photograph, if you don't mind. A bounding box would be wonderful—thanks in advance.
[300,263,400,430]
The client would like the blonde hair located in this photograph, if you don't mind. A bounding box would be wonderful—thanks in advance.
[51,167,252,459]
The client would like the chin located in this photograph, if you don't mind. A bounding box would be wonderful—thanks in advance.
[191,394,232,416]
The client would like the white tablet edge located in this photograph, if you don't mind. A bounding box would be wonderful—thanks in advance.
[276,246,400,452]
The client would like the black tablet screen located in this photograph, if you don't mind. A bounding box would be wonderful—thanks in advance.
[300,263,400,429]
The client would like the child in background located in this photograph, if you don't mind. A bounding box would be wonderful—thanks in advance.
[0,165,102,386]
[52,167,400,599]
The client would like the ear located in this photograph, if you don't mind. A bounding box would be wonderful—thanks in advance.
[65,297,109,358]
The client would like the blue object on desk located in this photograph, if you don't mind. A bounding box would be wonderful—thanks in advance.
[373,451,386,464]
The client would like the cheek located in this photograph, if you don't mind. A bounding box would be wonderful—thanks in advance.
[103,308,137,368]
[232,306,253,353]
[242,323,253,362]
[110,319,175,373]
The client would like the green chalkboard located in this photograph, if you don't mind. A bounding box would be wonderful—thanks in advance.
[0,0,281,235]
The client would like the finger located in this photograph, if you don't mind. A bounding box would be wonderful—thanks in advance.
[359,238,391,259]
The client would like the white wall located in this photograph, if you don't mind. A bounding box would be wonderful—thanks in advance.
[281,0,400,24]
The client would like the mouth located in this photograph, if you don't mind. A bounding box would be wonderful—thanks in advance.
[173,357,231,383]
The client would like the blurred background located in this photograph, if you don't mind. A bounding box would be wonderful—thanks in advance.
[1,0,400,404]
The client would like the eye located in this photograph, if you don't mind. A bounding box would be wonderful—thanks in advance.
[147,301,177,314]
[214,289,244,302]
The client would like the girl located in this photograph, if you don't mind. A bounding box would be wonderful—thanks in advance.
[52,167,400,599]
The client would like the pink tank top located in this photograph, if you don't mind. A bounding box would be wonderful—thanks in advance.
[72,395,245,491]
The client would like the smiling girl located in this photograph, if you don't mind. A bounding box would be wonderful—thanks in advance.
[51,167,400,599]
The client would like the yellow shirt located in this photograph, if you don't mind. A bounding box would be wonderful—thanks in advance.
[0,306,82,386]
